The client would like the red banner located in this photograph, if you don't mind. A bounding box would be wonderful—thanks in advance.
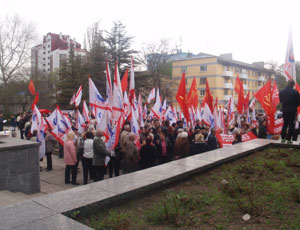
[220,131,257,146]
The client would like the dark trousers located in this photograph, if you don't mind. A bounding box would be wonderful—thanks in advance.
[20,129,24,139]
[93,165,106,182]
[281,111,297,141]
[59,144,64,158]
[65,165,77,184]
[108,156,120,178]
[158,155,169,165]
[46,152,52,170]
[82,157,94,184]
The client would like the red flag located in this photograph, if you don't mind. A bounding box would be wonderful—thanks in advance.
[201,79,214,113]
[31,93,39,110]
[28,80,35,95]
[271,81,280,107]
[235,75,244,114]
[213,97,218,112]
[243,91,250,112]
[254,80,272,114]
[176,72,190,123]
[186,77,198,109]
[121,68,128,92]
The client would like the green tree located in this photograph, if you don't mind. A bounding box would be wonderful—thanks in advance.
[85,22,107,96]
[104,21,138,72]
[56,47,87,109]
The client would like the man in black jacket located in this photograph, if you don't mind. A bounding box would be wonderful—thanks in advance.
[279,79,300,144]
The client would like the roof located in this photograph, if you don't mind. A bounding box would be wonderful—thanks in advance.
[172,52,274,73]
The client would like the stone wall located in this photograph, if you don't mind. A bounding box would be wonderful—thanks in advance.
[0,137,40,194]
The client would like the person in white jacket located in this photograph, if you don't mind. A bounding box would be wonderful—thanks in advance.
[81,131,95,184]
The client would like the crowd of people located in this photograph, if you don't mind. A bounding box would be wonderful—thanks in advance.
[5,109,272,186]
[1,80,298,186]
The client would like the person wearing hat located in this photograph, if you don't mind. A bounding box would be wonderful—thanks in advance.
[279,79,300,144]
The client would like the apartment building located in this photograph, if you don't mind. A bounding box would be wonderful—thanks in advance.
[172,53,275,105]
[31,32,87,76]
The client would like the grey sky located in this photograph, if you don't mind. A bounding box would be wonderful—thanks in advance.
[1,0,299,65]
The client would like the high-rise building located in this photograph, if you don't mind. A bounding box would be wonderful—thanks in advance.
[31,32,87,76]
[172,53,275,105]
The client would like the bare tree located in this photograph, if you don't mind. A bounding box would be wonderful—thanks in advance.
[139,39,175,101]
[0,15,37,111]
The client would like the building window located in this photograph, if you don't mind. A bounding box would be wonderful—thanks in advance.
[200,78,206,84]
[181,66,187,74]
[43,52,45,55]
[48,51,50,53]
[224,89,229,95]
[48,68,50,71]
[235,67,241,73]
[43,64,45,66]
[200,65,207,72]
[48,45,50,48]
[200,90,205,96]
[43,58,45,60]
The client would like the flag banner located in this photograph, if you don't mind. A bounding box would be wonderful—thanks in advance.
[74,85,82,107]
[284,28,296,81]
[82,100,90,123]
[151,88,162,119]
[202,79,214,113]
[186,77,198,109]
[220,131,257,146]
[176,72,190,123]
[89,76,107,109]
[121,68,129,92]
[28,80,36,95]
[76,110,85,134]
[147,88,156,104]
[70,93,75,105]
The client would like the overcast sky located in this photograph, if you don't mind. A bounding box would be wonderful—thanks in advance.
[1,0,299,65]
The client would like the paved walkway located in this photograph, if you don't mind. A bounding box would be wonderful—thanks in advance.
[0,128,116,206]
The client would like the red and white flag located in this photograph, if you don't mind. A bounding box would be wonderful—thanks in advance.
[82,100,90,123]
[76,110,85,134]
[151,88,162,119]
[147,88,156,104]
[284,28,296,81]
[74,85,82,107]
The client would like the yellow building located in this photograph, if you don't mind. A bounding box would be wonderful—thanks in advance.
[172,53,275,105]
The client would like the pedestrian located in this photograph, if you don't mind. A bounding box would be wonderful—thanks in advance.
[174,131,189,159]
[93,129,109,182]
[45,128,57,171]
[82,131,95,184]
[156,131,173,164]
[189,134,209,155]
[139,135,157,169]
[0,113,4,131]
[123,133,140,173]
[64,132,79,185]
[207,128,218,150]
[279,79,300,144]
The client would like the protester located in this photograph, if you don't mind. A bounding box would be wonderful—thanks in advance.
[64,132,79,185]
[45,128,57,171]
[207,128,218,150]
[156,131,173,164]
[0,113,4,131]
[189,134,209,155]
[82,131,94,184]
[139,135,157,169]
[123,133,140,173]
[279,79,300,144]
[232,133,242,145]
[93,129,109,182]
[174,131,189,159]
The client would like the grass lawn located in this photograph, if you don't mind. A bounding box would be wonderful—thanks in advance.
[77,147,300,230]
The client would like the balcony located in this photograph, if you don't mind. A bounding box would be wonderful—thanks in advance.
[243,84,248,90]
[240,73,248,79]
[258,76,265,81]
[223,95,232,101]
[223,71,233,77]
[223,83,233,89]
